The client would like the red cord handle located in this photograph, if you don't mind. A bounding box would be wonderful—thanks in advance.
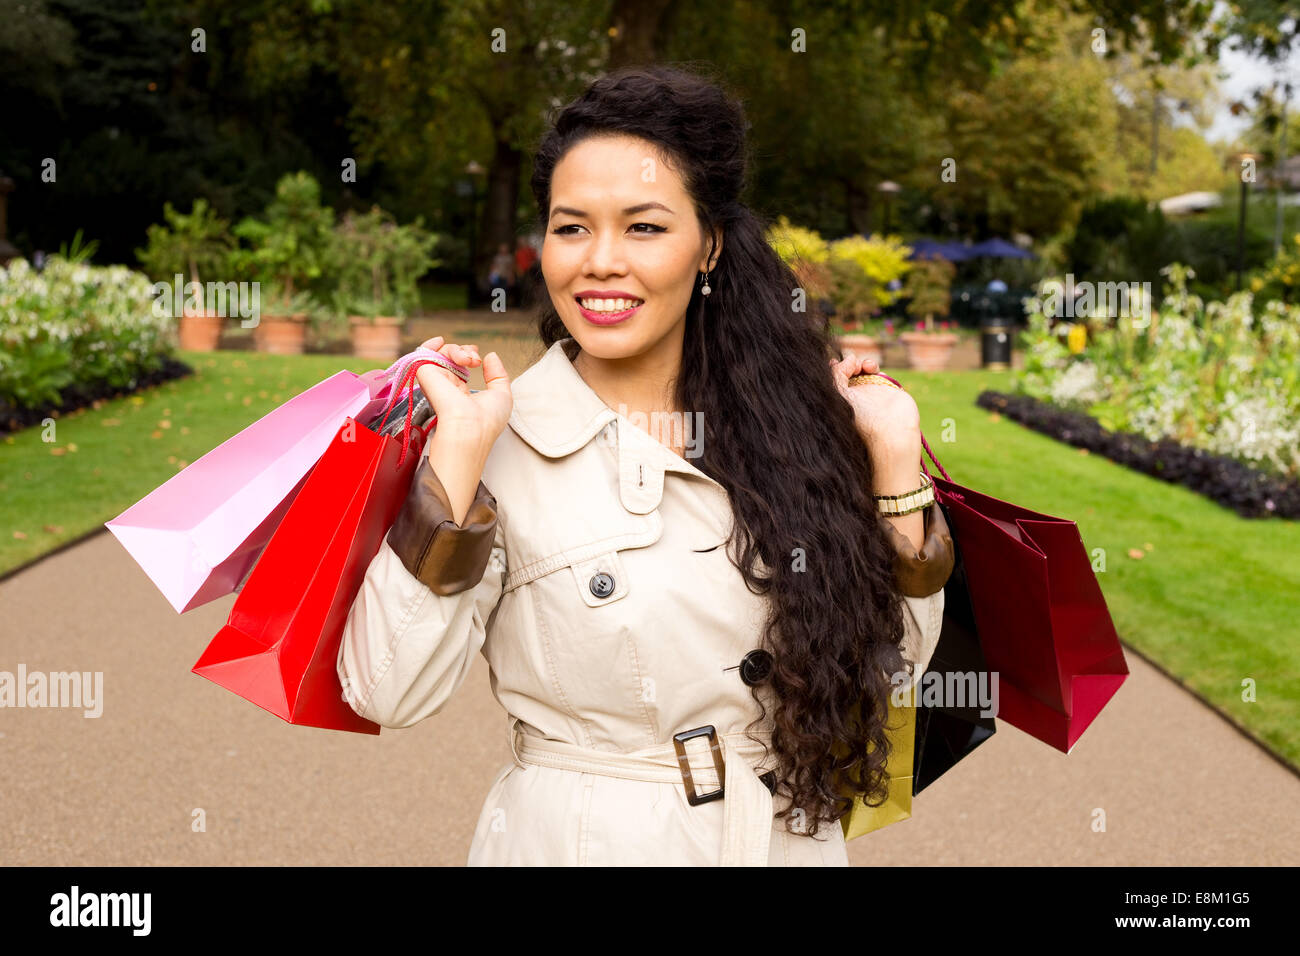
[378,359,445,466]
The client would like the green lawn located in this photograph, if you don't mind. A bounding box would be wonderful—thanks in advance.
[901,367,1300,770]
[2,352,1296,768]
[0,352,387,574]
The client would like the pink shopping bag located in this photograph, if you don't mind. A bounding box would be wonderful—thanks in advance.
[106,370,382,613]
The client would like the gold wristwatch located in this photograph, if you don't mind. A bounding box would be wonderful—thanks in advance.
[874,471,935,516]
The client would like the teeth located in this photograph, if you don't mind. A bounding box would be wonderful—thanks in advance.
[579,297,642,312]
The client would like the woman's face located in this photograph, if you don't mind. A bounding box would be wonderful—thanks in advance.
[542,134,719,362]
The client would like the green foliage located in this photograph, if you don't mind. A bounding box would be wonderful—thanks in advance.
[134,198,236,290]
[904,257,957,329]
[1250,232,1300,303]
[1065,196,1175,287]
[327,205,440,322]
[0,256,174,414]
[231,171,334,317]
[826,234,912,329]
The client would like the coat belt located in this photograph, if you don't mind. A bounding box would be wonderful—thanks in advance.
[508,716,776,866]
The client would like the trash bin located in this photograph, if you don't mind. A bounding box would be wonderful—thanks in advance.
[980,316,1012,370]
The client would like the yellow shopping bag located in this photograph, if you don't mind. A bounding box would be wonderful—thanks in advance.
[839,684,916,840]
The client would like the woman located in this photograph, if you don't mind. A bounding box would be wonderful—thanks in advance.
[337,65,955,866]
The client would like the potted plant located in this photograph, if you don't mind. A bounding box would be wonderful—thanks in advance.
[135,199,235,351]
[330,205,440,360]
[900,254,959,371]
[231,171,334,354]
[826,234,911,364]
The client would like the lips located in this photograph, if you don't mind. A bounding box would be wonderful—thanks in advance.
[575,297,643,325]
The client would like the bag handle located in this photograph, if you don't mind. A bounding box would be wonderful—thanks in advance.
[859,371,952,484]
[377,353,470,466]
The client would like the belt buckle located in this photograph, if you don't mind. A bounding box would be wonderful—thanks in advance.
[673,725,779,805]
[673,725,726,806]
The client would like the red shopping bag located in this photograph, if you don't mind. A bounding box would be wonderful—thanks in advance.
[872,373,1128,754]
[191,357,454,733]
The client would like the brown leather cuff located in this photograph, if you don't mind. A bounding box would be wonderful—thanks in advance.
[879,500,955,598]
[386,456,500,596]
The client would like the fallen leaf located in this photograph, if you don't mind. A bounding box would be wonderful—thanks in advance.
[176,460,188,469]
[131,396,144,405]
[43,525,64,534]
[159,419,171,428]
[150,430,163,439]
[1078,447,1089,455]
[66,443,78,453]
[12,531,27,540]
[180,426,191,435]
[101,418,121,427]
[49,447,66,456]
[989,411,1001,423]
[167,455,177,464]
[1127,548,1145,559]
[1143,542,1153,551]
[242,396,252,405]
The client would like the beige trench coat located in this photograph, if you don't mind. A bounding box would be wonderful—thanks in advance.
[337,338,955,866]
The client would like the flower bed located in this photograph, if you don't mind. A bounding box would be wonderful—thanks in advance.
[1017,264,1300,484]
[976,390,1300,518]
[0,257,190,433]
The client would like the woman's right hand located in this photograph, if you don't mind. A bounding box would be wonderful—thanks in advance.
[414,336,513,455]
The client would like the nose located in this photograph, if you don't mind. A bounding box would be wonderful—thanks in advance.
[583,228,628,278]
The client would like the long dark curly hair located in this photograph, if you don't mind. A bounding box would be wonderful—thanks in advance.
[527,64,911,837]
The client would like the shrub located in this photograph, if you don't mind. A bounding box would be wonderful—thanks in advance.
[0,257,175,418]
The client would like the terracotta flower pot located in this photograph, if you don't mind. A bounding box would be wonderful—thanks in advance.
[178,309,224,351]
[349,315,405,361]
[836,332,884,367]
[254,313,309,355]
[899,331,958,371]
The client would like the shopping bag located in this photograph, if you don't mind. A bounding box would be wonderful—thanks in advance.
[190,356,462,733]
[869,371,1128,754]
[912,509,997,794]
[927,472,1128,752]
[106,370,383,613]
[840,684,916,840]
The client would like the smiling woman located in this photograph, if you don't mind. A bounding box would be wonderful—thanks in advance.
[336,64,953,867]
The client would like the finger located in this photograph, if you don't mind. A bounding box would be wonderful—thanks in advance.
[443,343,480,368]
[481,351,511,392]
[421,335,445,350]
[415,360,469,407]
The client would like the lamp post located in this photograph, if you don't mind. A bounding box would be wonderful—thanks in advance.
[1230,151,1259,292]
[877,180,901,235]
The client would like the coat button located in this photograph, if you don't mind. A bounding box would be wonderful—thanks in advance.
[589,572,615,599]
[739,649,774,686]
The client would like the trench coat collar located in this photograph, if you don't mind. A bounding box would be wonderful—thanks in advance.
[507,337,719,514]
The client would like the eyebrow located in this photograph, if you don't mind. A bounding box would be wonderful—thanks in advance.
[549,202,675,219]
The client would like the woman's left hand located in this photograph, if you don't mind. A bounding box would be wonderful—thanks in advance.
[828,351,921,452]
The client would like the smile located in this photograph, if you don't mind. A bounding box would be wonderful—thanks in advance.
[575,296,644,325]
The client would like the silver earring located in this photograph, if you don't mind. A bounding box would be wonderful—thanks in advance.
[700,270,711,296]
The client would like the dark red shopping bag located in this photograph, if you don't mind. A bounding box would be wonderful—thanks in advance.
[873,373,1128,754]
[191,357,450,733]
